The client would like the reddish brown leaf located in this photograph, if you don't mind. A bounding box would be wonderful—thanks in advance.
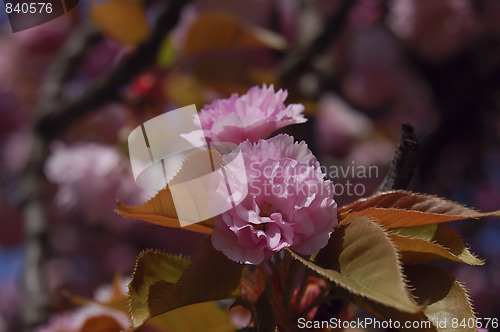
[144,238,242,326]
[391,224,483,265]
[343,208,461,228]
[405,265,476,332]
[342,207,500,229]
[117,150,224,234]
[339,190,478,215]
[389,233,483,265]
[337,191,500,228]
[291,217,421,314]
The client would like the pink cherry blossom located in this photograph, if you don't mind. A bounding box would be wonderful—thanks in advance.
[388,0,478,59]
[211,134,338,264]
[198,84,306,145]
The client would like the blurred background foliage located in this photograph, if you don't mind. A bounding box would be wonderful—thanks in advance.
[1,0,500,331]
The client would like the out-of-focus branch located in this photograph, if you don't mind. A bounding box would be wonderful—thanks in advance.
[377,124,419,192]
[20,22,101,332]
[36,0,187,139]
[38,22,103,116]
[20,1,187,331]
[278,0,357,83]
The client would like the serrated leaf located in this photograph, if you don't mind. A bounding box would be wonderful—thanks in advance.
[339,190,478,215]
[184,13,286,57]
[339,190,500,228]
[395,224,484,266]
[389,234,483,265]
[344,207,500,229]
[392,224,441,241]
[405,264,476,332]
[288,217,421,314]
[117,150,224,234]
[389,224,483,265]
[128,237,243,329]
[70,271,234,332]
[128,250,191,327]
[90,0,151,46]
[332,287,436,331]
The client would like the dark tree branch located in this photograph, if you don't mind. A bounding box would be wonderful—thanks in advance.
[278,0,357,83]
[20,1,187,331]
[36,0,187,139]
[377,124,419,192]
[38,22,102,116]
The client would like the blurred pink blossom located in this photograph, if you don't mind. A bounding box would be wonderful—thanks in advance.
[315,94,372,156]
[388,0,478,59]
[44,142,145,230]
[229,305,252,328]
[211,134,337,264]
[347,139,395,167]
[170,4,198,52]
[197,84,306,145]
[1,129,30,178]
[342,27,403,110]
[276,0,300,42]
[349,0,383,28]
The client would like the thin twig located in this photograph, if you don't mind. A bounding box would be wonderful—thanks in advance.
[376,124,419,192]
[20,1,187,331]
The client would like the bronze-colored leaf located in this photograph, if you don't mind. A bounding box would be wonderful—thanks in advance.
[117,150,224,234]
[390,224,483,265]
[332,287,436,331]
[289,217,421,314]
[405,264,476,332]
[343,207,500,229]
[328,265,476,331]
[339,191,500,228]
[339,191,478,215]
[128,250,191,327]
[128,237,243,329]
